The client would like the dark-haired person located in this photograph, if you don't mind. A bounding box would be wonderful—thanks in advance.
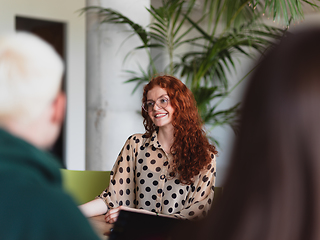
[179,27,320,240]
[80,75,217,223]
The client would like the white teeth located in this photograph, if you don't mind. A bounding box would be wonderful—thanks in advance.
[155,113,167,118]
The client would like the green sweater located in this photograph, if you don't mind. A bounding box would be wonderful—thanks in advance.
[0,128,100,240]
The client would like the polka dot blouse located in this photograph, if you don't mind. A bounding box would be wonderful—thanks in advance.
[98,131,216,220]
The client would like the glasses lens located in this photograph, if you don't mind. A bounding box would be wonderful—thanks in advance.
[157,97,169,109]
[142,101,154,112]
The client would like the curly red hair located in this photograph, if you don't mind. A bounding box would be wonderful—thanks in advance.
[142,75,217,184]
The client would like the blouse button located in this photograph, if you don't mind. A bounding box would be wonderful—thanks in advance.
[160,175,166,180]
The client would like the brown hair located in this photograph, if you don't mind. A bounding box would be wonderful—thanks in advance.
[142,75,217,184]
[196,28,320,240]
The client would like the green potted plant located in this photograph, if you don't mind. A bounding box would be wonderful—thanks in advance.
[82,0,319,145]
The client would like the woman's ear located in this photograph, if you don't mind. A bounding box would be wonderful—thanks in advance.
[51,91,66,125]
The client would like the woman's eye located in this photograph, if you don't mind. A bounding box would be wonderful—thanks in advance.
[147,102,154,107]
[159,98,168,103]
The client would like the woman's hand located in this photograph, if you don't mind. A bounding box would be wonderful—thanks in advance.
[104,206,155,223]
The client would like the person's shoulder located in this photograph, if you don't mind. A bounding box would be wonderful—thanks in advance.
[20,185,100,239]
[126,133,149,143]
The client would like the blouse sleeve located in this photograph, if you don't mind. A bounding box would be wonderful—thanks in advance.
[98,135,136,210]
[172,153,216,220]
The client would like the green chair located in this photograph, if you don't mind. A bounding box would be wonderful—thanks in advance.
[60,169,110,205]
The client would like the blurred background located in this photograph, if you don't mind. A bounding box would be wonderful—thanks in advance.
[2,0,320,186]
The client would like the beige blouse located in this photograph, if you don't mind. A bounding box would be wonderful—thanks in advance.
[98,131,216,220]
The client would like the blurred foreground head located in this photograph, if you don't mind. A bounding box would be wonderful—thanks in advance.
[0,32,65,149]
[199,27,320,240]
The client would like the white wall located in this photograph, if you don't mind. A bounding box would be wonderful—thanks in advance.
[86,0,149,171]
[0,0,86,170]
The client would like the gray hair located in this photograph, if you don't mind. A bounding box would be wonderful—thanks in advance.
[0,32,64,124]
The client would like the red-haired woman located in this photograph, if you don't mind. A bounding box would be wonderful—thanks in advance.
[80,75,217,223]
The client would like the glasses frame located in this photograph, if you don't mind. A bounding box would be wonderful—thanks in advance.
[142,96,170,112]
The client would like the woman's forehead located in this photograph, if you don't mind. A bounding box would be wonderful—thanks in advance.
[147,86,168,99]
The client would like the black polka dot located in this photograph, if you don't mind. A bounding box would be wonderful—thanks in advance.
[140,179,145,184]
[157,189,162,194]
[207,164,212,170]
[119,190,123,196]
[140,193,144,199]
[126,144,130,150]
[145,152,150,157]
[137,172,141,177]
[110,171,114,176]
[175,179,180,185]
[150,159,156,164]
[126,167,130,173]
[119,178,123,184]
[188,211,195,216]
[164,200,169,205]
[126,178,130,184]
[208,198,212,204]
[127,155,130,161]
[103,193,107,197]
[140,146,145,151]
[145,201,151,206]
[119,167,123,173]
[202,175,209,182]
[167,185,172,191]
[147,173,153,178]
[156,167,161,172]
[143,166,148,171]
[175,202,179,208]
[153,180,158,186]
[111,179,116,185]
[207,181,211,186]
[211,168,215,173]
[109,202,114,207]
[126,189,131,195]
[152,146,157,151]
[119,201,123,206]
[172,193,177,199]
[126,200,130,206]
[201,191,205,197]
[156,203,161,208]
[168,208,173,213]
[145,143,149,147]
[146,187,151,192]
[211,153,214,159]
[158,153,163,158]
[138,159,143,164]
[191,186,195,192]
[119,157,123,163]
[182,200,185,205]
[199,205,204,210]
[135,139,140,143]
[152,195,157,200]
[163,161,169,166]
[179,189,184,195]
[197,187,201,192]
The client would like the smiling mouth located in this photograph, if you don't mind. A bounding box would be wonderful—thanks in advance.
[154,113,167,118]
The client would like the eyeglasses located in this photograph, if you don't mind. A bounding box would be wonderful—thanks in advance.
[142,96,170,112]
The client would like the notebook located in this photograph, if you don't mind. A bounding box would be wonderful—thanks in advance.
[109,209,182,240]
